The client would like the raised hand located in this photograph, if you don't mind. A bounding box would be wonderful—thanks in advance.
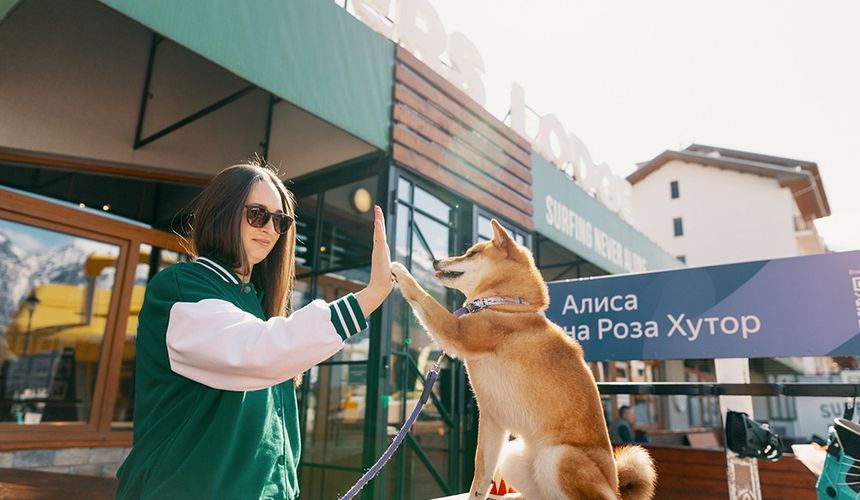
[355,205,393,317]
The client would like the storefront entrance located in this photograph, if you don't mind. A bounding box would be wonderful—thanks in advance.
[289,162,481,499]
[383,170,472,499]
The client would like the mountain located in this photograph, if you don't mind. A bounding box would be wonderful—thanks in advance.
[0,231,31,333]
[0,231,117,332]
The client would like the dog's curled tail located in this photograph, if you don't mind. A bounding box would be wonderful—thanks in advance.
[614,445,657,500]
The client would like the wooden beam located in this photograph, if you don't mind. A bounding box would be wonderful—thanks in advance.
[396,46,531,153]
[396,64,532,168]
[392,126,532,215]
[395,83,532,184]
[394,103,532,197]
[393,143,532,230]
[0,148,211,186]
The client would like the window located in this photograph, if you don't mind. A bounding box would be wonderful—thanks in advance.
[389,174,464,499]
[677,255,686,264]
[291,174,382,497]
[670,180,680,199]
[673,217,684,237]
[765,374,798,420]
[475,212,530,248]
[112,244,188,430]
[0,186,186,447]
[0,218,120,425]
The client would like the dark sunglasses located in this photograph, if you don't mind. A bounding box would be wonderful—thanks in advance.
[244,204,294,234]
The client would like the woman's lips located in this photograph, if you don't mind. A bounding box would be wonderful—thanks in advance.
[253,238,271,247]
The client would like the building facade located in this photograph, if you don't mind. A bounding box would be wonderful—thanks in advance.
[629,144,829,266]
[628,143,836,443]
[0,1,682,498]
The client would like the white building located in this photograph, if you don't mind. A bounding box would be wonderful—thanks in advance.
[628,144,829,266]
[627,144,835,440]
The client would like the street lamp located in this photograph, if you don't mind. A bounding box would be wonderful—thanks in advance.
[22,290,40,355]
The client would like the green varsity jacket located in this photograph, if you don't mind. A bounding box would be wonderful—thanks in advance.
[115,256,367,499]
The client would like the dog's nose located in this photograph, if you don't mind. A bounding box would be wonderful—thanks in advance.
[432,259,440,270]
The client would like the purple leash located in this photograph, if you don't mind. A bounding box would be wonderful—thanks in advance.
[340,353,446,500]
[340,297,526,498]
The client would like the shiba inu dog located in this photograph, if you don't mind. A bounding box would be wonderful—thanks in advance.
[390,220,656,500]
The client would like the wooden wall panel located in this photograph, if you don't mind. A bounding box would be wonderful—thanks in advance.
[393,46,533,231]
[393,146,532,230]
[647,446,817,500]
[394,84,531,183]
[396,48,531,152]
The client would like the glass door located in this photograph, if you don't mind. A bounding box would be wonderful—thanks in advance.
[293,172,384,499]
[384,172,470,499]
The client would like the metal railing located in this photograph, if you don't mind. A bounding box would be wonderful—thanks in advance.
[597,382,860,398]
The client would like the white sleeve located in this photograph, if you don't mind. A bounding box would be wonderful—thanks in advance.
[166,295,367,391]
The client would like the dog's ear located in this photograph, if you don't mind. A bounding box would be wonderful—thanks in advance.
[491,219,514,250]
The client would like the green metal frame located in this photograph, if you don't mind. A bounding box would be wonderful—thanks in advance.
[277,159,483,498]
[379,168,474,499]
[287,154,387,499]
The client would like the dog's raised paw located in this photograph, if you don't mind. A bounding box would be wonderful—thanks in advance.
[391,262,410,281]
[390,262,421,300]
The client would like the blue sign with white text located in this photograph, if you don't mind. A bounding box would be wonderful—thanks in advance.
[546,251,860,361]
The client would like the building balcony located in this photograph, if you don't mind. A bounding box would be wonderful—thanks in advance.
[794,217,827,255]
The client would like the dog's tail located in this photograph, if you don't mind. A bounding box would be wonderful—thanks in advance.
[614,445,656,500]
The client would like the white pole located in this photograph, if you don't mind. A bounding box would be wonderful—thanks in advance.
[716,358,762,500]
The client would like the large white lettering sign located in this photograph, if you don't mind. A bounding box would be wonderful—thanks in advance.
[343,0,632,221]
[511,83,633,221]
[349,0,486,105]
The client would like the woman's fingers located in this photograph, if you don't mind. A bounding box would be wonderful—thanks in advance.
[376,205,386,241]
[371,206,392,290]
[356,207,394,317]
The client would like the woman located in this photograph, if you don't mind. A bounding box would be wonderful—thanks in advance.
[116,162,393,499]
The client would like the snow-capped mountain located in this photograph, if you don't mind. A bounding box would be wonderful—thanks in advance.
[0,231,118,332]
[0,231,25,261]
[0,231,31,333]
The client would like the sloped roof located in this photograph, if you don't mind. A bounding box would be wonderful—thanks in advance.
[628,144,830,219]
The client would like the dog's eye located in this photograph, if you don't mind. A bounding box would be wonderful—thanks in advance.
[466,250,480,258]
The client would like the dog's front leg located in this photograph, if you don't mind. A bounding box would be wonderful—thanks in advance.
[469,413,507,499]
[391,262,463,356]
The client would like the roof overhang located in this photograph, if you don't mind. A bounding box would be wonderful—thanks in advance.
[99,0,394,151]
[629,147,831,219]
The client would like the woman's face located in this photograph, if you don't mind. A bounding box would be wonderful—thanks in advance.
[241,179,284,268]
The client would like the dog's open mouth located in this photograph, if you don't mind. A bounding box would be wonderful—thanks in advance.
[434,270,464,280]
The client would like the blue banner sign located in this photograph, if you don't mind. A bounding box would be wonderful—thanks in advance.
[546,251,860,361]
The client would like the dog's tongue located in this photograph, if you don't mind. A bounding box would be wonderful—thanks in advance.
[434,270,442,278]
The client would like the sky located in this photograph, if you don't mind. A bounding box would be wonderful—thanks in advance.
[0,219,116,256]
[421,0,860,251]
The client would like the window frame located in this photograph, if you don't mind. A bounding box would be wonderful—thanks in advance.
[673,217,684,237]
[670,180,680,199]
[473,208,531,249]
[0,187,183,449]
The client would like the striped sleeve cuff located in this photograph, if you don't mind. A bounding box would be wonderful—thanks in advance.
[328,294,368,341]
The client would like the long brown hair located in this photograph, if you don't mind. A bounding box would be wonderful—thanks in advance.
[190,160,296,319]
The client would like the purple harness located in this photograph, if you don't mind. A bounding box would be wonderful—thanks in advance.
[453,296,528,318]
